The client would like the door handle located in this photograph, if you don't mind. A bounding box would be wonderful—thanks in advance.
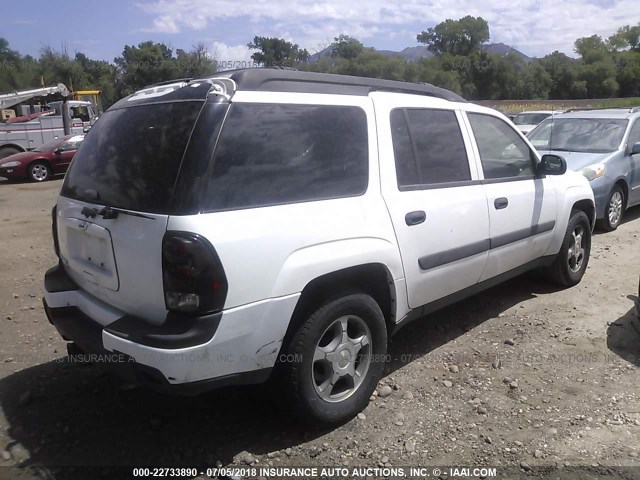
[405,210,426,226]
[494,197,509,210]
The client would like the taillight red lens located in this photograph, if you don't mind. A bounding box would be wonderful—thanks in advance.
[162,232,228,314]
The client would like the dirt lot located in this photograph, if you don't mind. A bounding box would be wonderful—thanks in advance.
[0,177,639,480]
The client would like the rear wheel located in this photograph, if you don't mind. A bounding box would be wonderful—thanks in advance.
[285,293,387,424]
[547,210,591,287]
[28,161,51,182]
[598,185,624,231]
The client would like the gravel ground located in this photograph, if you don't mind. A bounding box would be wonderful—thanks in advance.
[0,177,639,480]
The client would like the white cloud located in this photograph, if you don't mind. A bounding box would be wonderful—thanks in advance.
[144,15,179,33]
[210,42,256,69]
[136,0,640,57]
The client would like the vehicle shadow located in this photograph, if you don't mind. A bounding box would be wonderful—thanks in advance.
[0,178,25,185]
[606,296,640,368]
[0,272,564,479]
[593,204,640,235]
[0,177,64,187]
[622,204,640,225]
[386,271,560,373]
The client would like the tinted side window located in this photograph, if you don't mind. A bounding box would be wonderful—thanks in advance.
[203,104,368,211]
[61,139,82,151]
[390,108,470,188]
[468,113,536,179]
[390,110,418,186]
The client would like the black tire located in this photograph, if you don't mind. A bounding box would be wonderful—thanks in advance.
[28,161,51,182]
[0,147,21,160]
[597,185,625,232]
[285,293,387,424]
[547,210,591,287]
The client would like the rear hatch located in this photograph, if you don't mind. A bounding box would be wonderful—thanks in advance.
[56,87,211,324]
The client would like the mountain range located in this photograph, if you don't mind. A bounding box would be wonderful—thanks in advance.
[310,43,532,63]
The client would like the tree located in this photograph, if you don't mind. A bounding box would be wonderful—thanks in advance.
[247,37,309,67]
[417,16,489,56]
[39,45,88,91]
[416,57,462,94]
[608,24,640,52]
[574,35,619,97]
[114,41,181,97]
[0,38,32,91]
[74,53,118,108]
[579,60,619,97]
[175,43,217,78]
[539,51,580,99]
[331,35,364,60]
[517,60,552,99]
[574,35,610,63]
[615,50,640,96]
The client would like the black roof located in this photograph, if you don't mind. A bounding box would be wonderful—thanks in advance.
[110,68,465,111]
[213,68,466,102]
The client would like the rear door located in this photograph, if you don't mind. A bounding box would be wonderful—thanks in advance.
[374,93,489,309]
[56,99,206,325]
[463,111,558,280]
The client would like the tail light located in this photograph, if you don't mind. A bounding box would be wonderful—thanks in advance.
[162,232,227,315]
[51,205,60,258]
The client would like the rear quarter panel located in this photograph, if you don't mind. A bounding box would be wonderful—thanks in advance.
[167,91,404,310]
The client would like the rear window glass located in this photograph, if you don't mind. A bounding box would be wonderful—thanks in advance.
[391,108,470,187]
[202,103,368,211]
[61,101,203,213]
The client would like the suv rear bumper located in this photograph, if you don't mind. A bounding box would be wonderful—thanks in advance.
[43,262,299,394]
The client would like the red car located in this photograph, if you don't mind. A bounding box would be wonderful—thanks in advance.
[0,134,84,182]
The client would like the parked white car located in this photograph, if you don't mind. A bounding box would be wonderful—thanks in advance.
[43,70,595,424]
[512,110,564,135]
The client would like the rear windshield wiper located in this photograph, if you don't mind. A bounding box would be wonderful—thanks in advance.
[81,206,155,221]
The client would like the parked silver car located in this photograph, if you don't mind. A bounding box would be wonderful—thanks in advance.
[512,110,563,135]
[528,108,640,231]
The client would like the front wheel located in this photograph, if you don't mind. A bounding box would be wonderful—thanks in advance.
[28,161,51,182]
[285,293,387,424]
[598,185,624,232]
[547,210,591,287]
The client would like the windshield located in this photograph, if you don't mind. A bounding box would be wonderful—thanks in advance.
[33,138,64,152]
[61,101,204,214]
[528,118,628,153]
[513,112,551,125]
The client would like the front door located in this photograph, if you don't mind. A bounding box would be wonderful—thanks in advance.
[464,112,558,281]
[54,136,84,173]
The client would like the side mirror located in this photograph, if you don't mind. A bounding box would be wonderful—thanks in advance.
[54,147,62,155]
[631,142,640,155]
[538,154,567,175]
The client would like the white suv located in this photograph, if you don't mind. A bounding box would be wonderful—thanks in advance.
[44,69,595,424]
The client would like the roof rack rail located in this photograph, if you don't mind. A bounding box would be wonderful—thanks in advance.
[146,78,194,87]
[199,68,466,102]
[563,106,640,113]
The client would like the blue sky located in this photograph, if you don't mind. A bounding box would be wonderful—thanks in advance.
[2,0,639,62]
